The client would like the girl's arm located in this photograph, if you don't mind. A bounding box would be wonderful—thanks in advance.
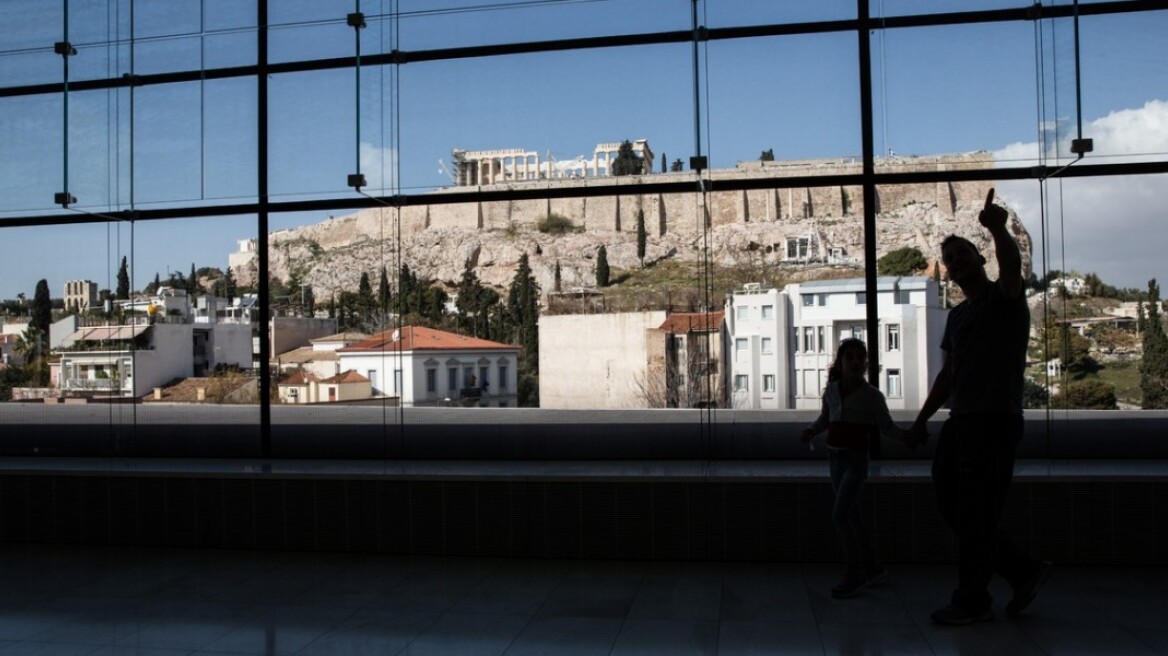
[873,389,908,443]
[801,395,830,441]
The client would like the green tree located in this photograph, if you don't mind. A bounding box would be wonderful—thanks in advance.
[15,325,48,386]
[1141,278,1168,408]
[378,266,391,312]
[456,259,499,337]
[116,256,130,300]
[1054,379,1118,410]
[30,279,51,335]
[877,247,929,276]
[595,245,610,288]
[660,152,666,174]
[610,140,642,176]
[357,271,375,323]
[636,210,647,268]
[760,148,775,161]
[1054,322,1094,373]
[670,158,684,172]
[507,253,541,406]
[1022,378,1050,409]
[188,262,198,295]
[554,260,562,293]
[223,266,237,300]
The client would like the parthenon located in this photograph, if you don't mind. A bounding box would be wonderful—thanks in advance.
[450,139,655,186]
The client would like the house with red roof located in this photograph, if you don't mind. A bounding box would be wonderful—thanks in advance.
[336,326,519,407]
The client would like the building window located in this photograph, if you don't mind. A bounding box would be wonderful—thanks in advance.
[735,338,748,357]
[734,375,748,391]
[763,374,775,393]
[887,324,901,351]
[802,327,814,352]
[887,369,902,397]
[498,364,508,390]
[894,288,911,304]
[792,327,799,352]
[448,367,458,391]
[817,326,826,353]
[855,292,867,305]
[761,304,774,319]
[802,369,820,397]
[426,368,437,393]
[736,305,748,320]
[761,337,773,353]
[463,366,475,387]
[479,366,489,390]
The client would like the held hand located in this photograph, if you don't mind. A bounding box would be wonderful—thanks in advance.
[800,428,815,443]
[978,187,1008,231]
[905,422,928,449]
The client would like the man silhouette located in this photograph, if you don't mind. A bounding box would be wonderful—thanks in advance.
[907,188,1052,625]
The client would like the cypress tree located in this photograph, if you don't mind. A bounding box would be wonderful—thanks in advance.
[595,245,610,288]
[1140,278,1168,409]
[554,260,562,293]
[636,210,647,268]
[378,266,391,312]
[30,279,51,334]
[116,256,130,300]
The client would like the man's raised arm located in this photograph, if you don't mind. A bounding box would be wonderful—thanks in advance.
[979,188,1023,298]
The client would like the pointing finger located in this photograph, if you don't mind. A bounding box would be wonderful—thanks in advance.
[984,187,995,210]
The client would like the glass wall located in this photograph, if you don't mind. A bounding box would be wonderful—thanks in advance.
[2,1,1166,458]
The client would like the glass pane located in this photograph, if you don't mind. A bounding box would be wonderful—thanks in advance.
[0,0,61,52]
[397,44,693,194]
[871,21,1036,165]
[706,0,854,26]
[269,69,355,201]
[0,95,64,217]
[1077,10,1168,164]
[875,0,1025,17]
[707,32,860,163]
[395,0,689,51]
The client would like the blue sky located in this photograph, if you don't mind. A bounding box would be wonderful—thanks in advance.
[1,1,1166,301]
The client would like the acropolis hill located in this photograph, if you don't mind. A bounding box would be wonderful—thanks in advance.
[249,150,1032,300]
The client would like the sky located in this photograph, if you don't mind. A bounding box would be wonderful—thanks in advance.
[1,1,1166,301]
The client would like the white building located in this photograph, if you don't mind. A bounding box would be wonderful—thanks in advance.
[55,320,252,397]
[274,331,368,380]
[725,277,947,410]
[337,326,519,407]
[539,311,668,409]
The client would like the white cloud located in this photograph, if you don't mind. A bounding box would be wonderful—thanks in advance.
[993,100,1168,290]
[357,142,400,192]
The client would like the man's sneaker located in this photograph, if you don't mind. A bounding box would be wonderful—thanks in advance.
[931,604,993,625]
[1007,560,1053,617]
[865,566,888,586]
[831,575,867,599]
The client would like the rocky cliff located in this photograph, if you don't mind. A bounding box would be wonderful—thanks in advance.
[243,155,1032,301]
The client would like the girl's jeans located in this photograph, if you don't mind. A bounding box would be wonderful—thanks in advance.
[829,447,879,578]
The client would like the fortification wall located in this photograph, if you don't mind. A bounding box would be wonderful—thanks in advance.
[416,153,995,237]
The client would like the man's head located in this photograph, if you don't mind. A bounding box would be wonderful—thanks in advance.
[941,234,988,289]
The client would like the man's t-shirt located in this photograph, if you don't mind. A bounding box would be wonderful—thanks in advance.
[940,282,1030,416]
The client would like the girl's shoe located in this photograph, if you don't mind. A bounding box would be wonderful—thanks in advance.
[831,575,867,598]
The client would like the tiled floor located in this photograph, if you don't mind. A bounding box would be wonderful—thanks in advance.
[0,544,1165,655]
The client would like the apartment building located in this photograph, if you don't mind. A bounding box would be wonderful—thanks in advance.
[725,277,947,410]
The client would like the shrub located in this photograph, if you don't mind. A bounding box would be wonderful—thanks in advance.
[537,213,581,235]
